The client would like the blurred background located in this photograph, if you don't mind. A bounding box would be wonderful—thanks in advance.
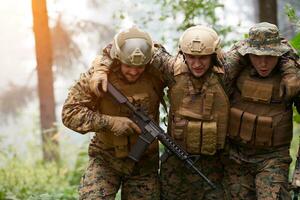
[0,0,299,199]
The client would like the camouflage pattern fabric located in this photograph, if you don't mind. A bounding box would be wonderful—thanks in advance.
[223,142,292,200]
[62,61,163,199]
[62,66,111,134]
[224,23,300,98]
[237,22,290,57]
[160,153,225,200]
[79,156,160,200]
[90,43,228,199]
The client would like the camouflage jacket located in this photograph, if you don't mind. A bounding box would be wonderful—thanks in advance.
[62,66,110,134]
[224,39,300,94]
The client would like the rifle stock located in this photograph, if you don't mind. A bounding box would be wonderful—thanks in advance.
[107,82,216,189]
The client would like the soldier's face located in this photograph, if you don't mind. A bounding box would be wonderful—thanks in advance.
[249,54,279,77]
[121,63,146,83]
[184,54,212,78]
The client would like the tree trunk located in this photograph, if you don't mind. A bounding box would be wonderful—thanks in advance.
[32,0,59,162]
[258,0,278,25]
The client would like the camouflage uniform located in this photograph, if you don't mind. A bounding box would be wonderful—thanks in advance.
[62,65,165,200]
[94,26,230,200]
[225,32,300,98]
[157,54,228,200]
[62,27,165,200]
[223,22,300,200]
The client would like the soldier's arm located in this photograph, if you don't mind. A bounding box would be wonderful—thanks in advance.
[224,41,248,82]
[150,43,174,73]
[279,39,300,75]
[88,43,115,94]
[62,69,110,134]
[92,42,173,73]
[279,53,300,99]
[90,42,174,94]
[222,42,248,97]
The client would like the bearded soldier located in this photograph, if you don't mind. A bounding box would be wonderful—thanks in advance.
[224,22,300,200]
[62,26,165,200]
[89,25,229,199]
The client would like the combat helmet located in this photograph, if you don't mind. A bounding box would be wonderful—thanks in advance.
[179,25,221,56]
[110,26,154,67]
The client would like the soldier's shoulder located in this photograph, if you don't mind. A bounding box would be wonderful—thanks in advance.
[173,55,189,76]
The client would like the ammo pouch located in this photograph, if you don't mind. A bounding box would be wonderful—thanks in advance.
[228,107,292,147]
[172,117,217,155]
[97,131,157,159]
[241,80,273,104]
[97,132,129,158]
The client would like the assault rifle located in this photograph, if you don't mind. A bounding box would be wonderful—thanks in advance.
[107,82,216,189]
[292,136,300,200]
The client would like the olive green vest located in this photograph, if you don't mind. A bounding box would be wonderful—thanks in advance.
[95,67,164,158]
[228,67,293,147]
[168,60,229,155]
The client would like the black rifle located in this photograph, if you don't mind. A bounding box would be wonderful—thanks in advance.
[292,136,300,200]
[107,82,216,189]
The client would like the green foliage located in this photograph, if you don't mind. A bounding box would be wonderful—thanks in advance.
[285,4,300,31]
[0,148,88,200]
[294,107,300,124]
[158,0,223,31]
[157,0,232,46]
[290,32,300,54]
[285,4,300,123]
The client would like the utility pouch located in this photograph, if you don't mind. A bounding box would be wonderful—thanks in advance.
[241,80,273,104]
[273,109,293,146]
[228,108,243,137]
[113,136,129,158]
[201,121,217,155]
[255,116,273,146]
[186,121,202,154]
[172,116,187,140]
[240,112,256,142]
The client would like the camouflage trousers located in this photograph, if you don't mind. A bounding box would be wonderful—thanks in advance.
[160,152,225,200]
[79,156,160,200]
[223,143,292,200]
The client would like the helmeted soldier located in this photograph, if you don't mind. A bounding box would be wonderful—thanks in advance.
[158,25,229,200]
[62,26,165,200]
[89,25,229,200]
[223,22,300,200]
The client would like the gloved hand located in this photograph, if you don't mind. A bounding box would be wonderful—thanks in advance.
[106,116,141,136]
[89,66,110,97]
[279,74,300,100]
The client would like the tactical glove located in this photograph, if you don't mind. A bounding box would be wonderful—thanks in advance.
[89,69,109,97]
[106,116,141,136]
[279,74,300,100]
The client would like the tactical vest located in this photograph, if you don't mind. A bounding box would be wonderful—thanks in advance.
[228,67,293,147]
[95,67,163,158]
[168,59,229,155]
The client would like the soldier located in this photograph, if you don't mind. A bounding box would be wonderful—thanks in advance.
[158,25,229,200]
[90,25,230,199]
[223,22,300,200]
[62,26,165,200]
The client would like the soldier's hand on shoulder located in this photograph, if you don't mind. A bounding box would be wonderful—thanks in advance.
[89,69,109,97]
[107,116,141,136]
[280,73,300,100]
